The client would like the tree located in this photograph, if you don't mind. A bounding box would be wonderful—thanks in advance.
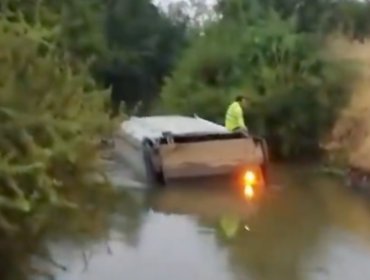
[0,0,189,115]
[160,10,352,158]
[96,0,188,115]
[216,0,370,39]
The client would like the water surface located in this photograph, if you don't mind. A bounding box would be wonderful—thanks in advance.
[45,165,370,280]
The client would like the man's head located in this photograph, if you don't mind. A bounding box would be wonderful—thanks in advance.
[235,95,248,107]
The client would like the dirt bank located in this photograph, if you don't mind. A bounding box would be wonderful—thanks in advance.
[324,37,370,171]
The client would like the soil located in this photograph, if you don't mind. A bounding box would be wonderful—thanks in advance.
[323,37,370,171]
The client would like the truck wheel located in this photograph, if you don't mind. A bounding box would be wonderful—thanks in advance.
[142,139,164,187]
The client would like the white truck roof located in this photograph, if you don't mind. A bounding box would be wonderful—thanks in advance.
[120,115,228,144]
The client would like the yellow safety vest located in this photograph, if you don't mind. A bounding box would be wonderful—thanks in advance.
[225,101,246,132]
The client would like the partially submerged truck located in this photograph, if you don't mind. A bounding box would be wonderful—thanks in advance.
[118,115,269,199]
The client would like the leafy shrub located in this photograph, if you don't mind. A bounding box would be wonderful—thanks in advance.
[160,12,352,158]
[0,18,115,279]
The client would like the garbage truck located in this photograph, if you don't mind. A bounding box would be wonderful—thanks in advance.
[118,115,269,199]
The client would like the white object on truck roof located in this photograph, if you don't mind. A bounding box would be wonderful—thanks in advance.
[120,115,228,144]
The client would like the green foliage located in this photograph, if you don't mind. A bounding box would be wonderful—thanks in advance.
[99,0,188,112]
[0,18,115,279]
[160,11,352,158]
[216,0,370,39]
[0,0,189,278]
[0,0,189,113]
[59,0,107,60]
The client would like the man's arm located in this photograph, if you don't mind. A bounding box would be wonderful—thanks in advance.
[237,106,246,129]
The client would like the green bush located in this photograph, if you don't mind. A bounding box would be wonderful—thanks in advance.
[0,19,115,279]
[160,12,352,158]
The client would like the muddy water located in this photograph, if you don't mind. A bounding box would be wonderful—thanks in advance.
[46,164,370,280]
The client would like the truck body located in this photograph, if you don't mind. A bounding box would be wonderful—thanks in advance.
[118,115,268,194]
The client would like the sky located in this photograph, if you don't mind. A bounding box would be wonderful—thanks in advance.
[155,0,216,7]
[153,0,218,23]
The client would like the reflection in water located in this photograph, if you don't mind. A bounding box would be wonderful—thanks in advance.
[49,213,234,280]
[46,165,370,280]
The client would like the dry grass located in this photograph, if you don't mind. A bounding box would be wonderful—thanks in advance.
[324,36,370,170]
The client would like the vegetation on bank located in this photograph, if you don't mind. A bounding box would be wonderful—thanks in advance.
[160,0,366,158]
[0,0,187,278]
[160,15,351,158]
[1,0,370,278]
[0,18,114,279]
[323,38,370,171]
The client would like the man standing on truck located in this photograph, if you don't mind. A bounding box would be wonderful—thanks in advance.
[225,95,248,132]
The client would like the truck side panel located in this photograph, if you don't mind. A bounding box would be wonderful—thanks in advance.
[159,138,264,179]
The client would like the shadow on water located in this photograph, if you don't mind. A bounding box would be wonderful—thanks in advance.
[39,164,370,280]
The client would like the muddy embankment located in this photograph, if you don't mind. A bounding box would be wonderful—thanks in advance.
[324,37,370,174]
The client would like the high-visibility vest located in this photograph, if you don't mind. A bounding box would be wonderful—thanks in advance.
[225,101,246,131]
